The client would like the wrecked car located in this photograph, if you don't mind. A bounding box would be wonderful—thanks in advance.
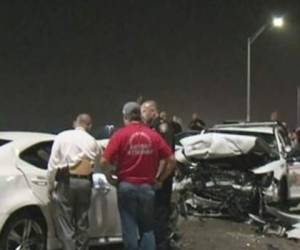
[174,122,300,220]
[210,122,300,204]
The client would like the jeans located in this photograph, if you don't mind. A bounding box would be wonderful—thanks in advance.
[118,181,156,250]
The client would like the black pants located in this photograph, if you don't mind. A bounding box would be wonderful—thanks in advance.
[154,176,173,250]
[52,177,92,250]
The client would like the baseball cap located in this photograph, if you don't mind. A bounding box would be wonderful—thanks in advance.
[122,102,141,116]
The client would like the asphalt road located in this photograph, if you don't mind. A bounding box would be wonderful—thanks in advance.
[90,217,300,250]
[179,217,299,250]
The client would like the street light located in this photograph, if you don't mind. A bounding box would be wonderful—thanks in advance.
[273,17,284,27]
[246,16,284,122]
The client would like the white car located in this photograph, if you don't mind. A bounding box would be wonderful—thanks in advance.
[173,122,300,220]
[210,122,300,204]
[0,132,122,250]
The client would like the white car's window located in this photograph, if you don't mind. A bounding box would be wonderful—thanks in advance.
[0,139,11,146]
[20,141,53,170]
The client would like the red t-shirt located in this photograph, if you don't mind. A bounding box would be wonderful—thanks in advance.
[103,122,173,184]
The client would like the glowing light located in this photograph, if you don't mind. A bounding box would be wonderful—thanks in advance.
[273,17,284,27]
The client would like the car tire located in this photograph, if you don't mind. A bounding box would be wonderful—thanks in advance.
[0,212,46,250]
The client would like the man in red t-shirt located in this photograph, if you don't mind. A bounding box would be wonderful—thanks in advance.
[100,102,176,250]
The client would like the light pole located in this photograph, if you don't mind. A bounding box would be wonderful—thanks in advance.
[297,86,300,126]
[246,17,284,122]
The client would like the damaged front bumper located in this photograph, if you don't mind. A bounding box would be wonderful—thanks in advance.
[250,206,300,239]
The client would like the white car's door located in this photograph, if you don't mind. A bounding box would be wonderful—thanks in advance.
[89,173,122,238]
[17,140,122,239]
[17,141,53,205]
[288,161,300,200]
[276,130,300,201]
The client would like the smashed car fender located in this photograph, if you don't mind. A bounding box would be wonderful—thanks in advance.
[252,160,285,180]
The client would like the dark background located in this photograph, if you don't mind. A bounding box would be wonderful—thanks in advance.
[0,0,299,132]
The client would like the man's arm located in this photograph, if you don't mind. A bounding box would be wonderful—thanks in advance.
[100,157,118,186]
[47,138,62,198]
[47,167,57,198]
[155,155,176,188]
[155,132,176,188]
[100,132,121,186]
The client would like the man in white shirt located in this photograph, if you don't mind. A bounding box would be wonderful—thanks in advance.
[48,113,100,250]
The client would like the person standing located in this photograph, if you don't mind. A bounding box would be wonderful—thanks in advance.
[100,102,176,250]
[289,128,300,158]
[141,100,176,250]
[189,112,206,132]
[171,115,183,135]
[47,114,100,250]
[270,110,280,122]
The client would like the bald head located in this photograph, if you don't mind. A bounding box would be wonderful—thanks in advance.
[73,113,93,132]
[141,100,159,124]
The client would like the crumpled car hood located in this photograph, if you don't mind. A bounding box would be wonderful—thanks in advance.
[176,132,272,165]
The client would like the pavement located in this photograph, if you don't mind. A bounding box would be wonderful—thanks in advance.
[90,216,300,250]
[179,217,299,250]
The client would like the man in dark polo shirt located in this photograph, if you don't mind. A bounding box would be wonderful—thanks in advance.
[100,102,176,250]
[141,100,176,250]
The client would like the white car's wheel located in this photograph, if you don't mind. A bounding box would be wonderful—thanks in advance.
[0,213,46,250]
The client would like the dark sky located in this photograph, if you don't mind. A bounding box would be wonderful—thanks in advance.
[0,0,300,132]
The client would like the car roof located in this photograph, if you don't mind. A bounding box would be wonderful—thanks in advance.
[211,126,274,134]
[0,132,55,150]
[0,131,108,151]
[211,122,281,134]
[0,132,55,141]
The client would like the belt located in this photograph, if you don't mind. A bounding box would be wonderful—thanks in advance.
[69,174,91,180]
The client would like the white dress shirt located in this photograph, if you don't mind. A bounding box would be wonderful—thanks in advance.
[47,127,101,191]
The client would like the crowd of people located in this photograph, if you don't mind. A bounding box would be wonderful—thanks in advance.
[47,102,300,250]
[47,100,194,250]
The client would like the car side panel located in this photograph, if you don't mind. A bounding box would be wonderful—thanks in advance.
[0,174,60,249]
[288,162,300,200]
[89,184,122,238]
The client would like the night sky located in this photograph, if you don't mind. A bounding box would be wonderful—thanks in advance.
[0,0,300,132]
